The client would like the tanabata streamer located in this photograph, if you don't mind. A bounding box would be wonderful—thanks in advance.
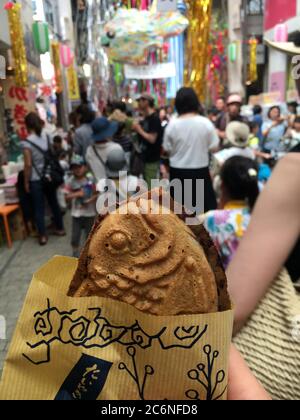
[52,42,63,94]
[184,0,213,101]
[249,38,258,83]
[5,2,28,87]
[104,8,189,64]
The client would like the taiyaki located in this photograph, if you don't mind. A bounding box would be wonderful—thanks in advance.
[68,193,230,316]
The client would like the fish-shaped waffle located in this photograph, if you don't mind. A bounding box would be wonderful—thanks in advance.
[68,194,230,316]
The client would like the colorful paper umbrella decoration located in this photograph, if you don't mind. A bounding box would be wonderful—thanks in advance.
[104,8,189,63]
[32,21,50,54]
[60,44,74,68]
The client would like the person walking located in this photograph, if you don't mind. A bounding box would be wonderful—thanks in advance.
[132,93,163,189]
[23,112,65,246]
[85,117,123,182]
[216,94,247,143]
[163,87,219,213]
[74,105,96,159]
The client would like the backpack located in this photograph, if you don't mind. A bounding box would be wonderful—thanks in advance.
[24,137,64,189]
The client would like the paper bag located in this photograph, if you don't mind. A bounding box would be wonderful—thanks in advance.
[0,256,233,400]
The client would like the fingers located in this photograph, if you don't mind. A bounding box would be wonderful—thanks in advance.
[227,345,272,401]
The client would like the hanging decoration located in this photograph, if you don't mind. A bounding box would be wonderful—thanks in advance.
[104,8,188,64]
[67,64,80,101]
[51,42,63,94]
[167,0,186,99]
[4,2,28,87]
[249,37,258,83]
[32,21,50,54]
[184,0,213,101]
[60,44,74,68]
[206,13,228,104]
[228,42,237,62]
[274,23,288,43]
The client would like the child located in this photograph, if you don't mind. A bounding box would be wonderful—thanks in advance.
[65,155,98,258]
[97,148,139,203]
[248,121,272,161]
[201,156,259,269]
[248,121,260,151]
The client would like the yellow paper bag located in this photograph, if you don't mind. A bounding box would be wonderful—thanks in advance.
[0,256,233,400]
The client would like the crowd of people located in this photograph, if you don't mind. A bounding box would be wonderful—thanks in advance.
[19,88,300,275]
[4,85,298,399]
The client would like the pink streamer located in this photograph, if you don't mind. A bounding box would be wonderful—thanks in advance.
[140,0,148,10]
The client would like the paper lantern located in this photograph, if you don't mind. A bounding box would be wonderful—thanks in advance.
[59,44,74,68]
[274,23,288,43]
[228,42,237,62]
[32,21,50,54]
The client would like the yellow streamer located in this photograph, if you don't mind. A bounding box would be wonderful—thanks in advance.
[6,3,28,87]
[184,0,213,101]
[51,42,63,94]
[249,38,258,83]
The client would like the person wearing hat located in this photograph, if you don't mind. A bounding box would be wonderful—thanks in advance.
[65,155,98,258]
[213,122,255,175]
[85,117,124,182]
[96,148,139,207]
[216,94,248,144]
[132,93,163,188]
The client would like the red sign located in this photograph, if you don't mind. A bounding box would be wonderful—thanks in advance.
[4,81,36,139]
[264,0,297,31]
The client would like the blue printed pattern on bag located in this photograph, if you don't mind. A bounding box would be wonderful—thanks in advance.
[55,354,113,400]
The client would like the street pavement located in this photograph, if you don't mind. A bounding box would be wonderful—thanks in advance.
[0,215,73,376]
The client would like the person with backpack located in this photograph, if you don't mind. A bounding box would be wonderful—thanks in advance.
[23,112,65,246]
[85,117,123,182]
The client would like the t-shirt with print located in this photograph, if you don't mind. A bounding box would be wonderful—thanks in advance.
[22,133,48,181]
[139,113,163,163]
[202,204,251,269]
[65,174,97,218]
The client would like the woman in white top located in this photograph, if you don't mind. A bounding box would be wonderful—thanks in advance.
[163,88,219,213]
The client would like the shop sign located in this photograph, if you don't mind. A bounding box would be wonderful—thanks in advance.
[3,80,35,139]
[67,65,80,101]
[124,62,176,80]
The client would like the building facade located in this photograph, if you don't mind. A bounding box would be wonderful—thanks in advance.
[264,0,300,102]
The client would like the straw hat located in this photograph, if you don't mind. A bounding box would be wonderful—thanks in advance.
[225,121,250,149]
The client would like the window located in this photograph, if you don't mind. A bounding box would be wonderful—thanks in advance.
[44,0,55,28]
[246,0,264,15]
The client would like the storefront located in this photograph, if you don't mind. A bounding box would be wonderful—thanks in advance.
[264,0,300,102]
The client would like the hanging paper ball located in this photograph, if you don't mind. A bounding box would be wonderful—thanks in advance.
[212,55,221,69]
[59,44,74,68]
[32,21,50,54]
[4,2,14,10]
[274,23,288,43]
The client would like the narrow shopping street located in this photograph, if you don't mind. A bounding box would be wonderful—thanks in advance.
[0,216,72,374]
